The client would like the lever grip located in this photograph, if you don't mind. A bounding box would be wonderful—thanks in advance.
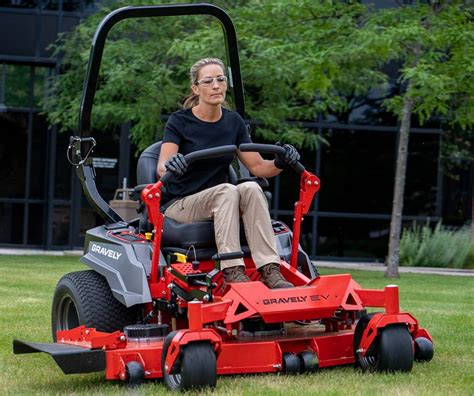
[160,145,237,185]
[239,143,305,173]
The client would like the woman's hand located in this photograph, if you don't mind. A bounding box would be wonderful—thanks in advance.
[274,143,300,169]
[165,153,188,176]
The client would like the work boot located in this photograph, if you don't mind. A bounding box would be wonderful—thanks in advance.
[259,263,294,289]
[222,265,250,287]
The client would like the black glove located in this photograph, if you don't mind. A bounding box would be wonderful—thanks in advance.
[165,153,187,176]
[274,143,300,169]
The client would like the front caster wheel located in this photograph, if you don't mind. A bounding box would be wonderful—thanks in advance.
[378,324,414,372]
[414,337,434,362]
[299,351,318,373]
[125,361,144,387]
[282,352,301,374]
[161,331,217,391]
[354,314,414,372]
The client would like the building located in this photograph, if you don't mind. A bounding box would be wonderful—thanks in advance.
[0,0,471,259]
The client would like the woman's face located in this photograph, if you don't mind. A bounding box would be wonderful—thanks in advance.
[192,64,227,106]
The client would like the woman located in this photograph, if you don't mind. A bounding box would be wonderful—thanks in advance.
[157,58,300,289]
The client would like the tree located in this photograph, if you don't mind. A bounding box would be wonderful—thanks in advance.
[354,1,474,277]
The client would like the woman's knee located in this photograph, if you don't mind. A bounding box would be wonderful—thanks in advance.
[237,181,263,198]
[214,183,239,202]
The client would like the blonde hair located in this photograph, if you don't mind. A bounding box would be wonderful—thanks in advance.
[182,57,226,109]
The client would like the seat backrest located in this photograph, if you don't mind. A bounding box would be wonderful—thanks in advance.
[136,141,237,185]
[136,141,162,185]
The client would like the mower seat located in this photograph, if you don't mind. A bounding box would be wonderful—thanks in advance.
[135,141,265,256]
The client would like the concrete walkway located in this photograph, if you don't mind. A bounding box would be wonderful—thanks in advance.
[315,260,474,277]
[0,248,472,277]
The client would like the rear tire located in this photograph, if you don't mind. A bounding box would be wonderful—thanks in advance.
[51,270,139,341]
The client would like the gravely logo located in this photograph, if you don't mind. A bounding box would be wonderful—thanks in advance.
[90,243,122,260]
[263,294,329,305]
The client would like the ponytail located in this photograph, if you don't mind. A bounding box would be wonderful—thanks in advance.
[182,93,199,109]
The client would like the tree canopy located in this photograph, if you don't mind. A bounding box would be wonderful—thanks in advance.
[46,0,380,151]
[47,0,473,168]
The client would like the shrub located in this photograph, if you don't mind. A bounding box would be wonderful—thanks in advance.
[464,243,474,269]
[399,222,472,268]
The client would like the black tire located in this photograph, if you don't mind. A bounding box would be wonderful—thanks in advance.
[353,313,378,371]
[161,331,217,391]
[378,324,414,372]
[282,352,301,374]
[51,270,139,341]
[354,314,414,372]
[125,361,145,387]
[299,350,318,373]
[414,336,434,362]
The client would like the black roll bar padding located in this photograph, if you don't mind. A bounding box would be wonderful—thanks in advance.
[76,161,125,224]
[159,145,237,185]
[79,3,245,136]
[238,143,305,174]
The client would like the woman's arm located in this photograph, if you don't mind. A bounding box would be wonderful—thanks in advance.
[237,151,282,178]
[157,142,179,178]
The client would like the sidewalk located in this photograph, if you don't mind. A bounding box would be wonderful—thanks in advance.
[315,260,474,277]
[0,248,472,277]
[0,248,82,256]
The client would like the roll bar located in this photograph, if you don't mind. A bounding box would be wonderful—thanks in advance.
[79,3,245,135]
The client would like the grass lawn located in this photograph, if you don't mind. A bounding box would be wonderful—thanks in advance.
[0,255,473,395]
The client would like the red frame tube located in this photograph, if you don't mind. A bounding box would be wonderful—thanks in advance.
[290,171,320,268]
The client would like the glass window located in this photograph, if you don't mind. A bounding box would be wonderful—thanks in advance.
[319,129,396,214]
[54,132,73,199]
[0,203,24,244]
[27,203,45,245]
[30,114,49,199]
[62,0,80,12]
[5,64,31,108]
[317,218,390,260]
[33,67,50,108]
[0,112,28,198]
[41,0,58,10]
[0,1,38,8]
[404,133,439,216]
[52,205,69,246]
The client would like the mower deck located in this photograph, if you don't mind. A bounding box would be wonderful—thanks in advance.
[14,274,431,381]
[14,324,354,379]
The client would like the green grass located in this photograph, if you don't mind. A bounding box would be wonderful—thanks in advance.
[0,255,473,395]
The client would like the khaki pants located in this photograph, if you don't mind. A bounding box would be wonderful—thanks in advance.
[164,182,280,270]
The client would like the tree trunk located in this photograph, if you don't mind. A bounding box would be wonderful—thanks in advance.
[385,94,415,278]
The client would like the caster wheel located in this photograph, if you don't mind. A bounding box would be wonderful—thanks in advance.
[282,352,301,374]
[299,351,318,373]
[125,361,144,387]
[161,331,217,391]
[414,337,434,362]
[378,324,414,372]
[354,314,414,372]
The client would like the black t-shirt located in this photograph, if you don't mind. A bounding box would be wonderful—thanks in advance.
[161,108,252,204]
